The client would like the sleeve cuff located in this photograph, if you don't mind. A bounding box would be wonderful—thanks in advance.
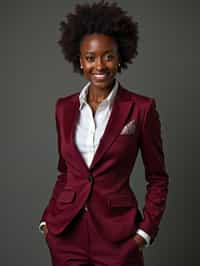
[38,221,46,234]
[136,229,151,247]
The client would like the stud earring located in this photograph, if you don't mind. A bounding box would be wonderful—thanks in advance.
[80,65,83,69]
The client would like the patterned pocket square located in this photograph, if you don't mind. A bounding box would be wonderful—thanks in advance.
[120,120,136,135]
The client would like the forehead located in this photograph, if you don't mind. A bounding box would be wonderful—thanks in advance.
[80,33,118,53]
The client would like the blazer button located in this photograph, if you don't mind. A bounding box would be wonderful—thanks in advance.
[88,175,93,183]
[84,205,88,211]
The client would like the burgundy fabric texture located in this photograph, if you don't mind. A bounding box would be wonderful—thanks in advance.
[40,83,169,264]
[45,208,144,266]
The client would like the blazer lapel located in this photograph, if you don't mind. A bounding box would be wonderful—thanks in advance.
[65,94,89,175]
[67,83,134,174]
[89,85,133,170]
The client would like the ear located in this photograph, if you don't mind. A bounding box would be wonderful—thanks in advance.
[79,56,83,68]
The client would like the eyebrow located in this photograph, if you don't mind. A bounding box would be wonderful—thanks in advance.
[85,49,115,54]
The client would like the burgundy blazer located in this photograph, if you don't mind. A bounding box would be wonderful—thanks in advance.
[40,83,169,245]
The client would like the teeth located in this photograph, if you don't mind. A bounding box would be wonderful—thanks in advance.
[94,74,106,77]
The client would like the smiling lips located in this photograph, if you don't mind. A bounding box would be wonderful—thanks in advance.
[93,73,108,80]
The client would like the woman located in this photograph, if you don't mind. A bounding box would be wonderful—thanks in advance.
[39,1,169,265]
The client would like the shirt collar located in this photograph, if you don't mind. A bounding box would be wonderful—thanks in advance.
[79,79,119,111]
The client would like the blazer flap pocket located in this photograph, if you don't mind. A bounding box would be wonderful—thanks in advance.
[108,194,137,208]
[57,190,76,203]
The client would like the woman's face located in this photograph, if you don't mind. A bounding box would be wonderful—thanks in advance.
[79,33,120,91]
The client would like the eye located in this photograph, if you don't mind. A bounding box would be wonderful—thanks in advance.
[85,55,95,62]
[104,54,114,61]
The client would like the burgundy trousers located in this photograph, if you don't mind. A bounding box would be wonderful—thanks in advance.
[45,207,144,266]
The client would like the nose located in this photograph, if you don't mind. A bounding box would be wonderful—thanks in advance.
[95,57,106,71]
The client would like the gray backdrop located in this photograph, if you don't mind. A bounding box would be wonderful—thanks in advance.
[1,0,199,265]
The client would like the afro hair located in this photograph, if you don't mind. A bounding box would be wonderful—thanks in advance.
[57,0,139,74]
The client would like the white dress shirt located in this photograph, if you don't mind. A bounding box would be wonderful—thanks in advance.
[39,79,151,247]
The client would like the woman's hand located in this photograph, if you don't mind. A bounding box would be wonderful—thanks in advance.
[133,234,146,251]
[41,224,48,237]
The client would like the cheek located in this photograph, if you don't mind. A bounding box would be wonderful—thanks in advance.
[107,62,118,72]
[82,63,93,74]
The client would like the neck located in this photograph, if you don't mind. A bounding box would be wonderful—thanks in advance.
[87,79,115,102]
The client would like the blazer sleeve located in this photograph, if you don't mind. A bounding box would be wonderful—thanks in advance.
[39,98,68,223]
[138,98,169,245]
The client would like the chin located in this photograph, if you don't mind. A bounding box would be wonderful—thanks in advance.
[90,78,115,90]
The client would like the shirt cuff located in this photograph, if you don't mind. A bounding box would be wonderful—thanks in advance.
[136,229,151,247]
[38,221,46,234]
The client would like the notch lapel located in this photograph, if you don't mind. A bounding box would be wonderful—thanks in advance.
[68,84,134,174]
[68,99,90,175]
[89,86,133,170]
